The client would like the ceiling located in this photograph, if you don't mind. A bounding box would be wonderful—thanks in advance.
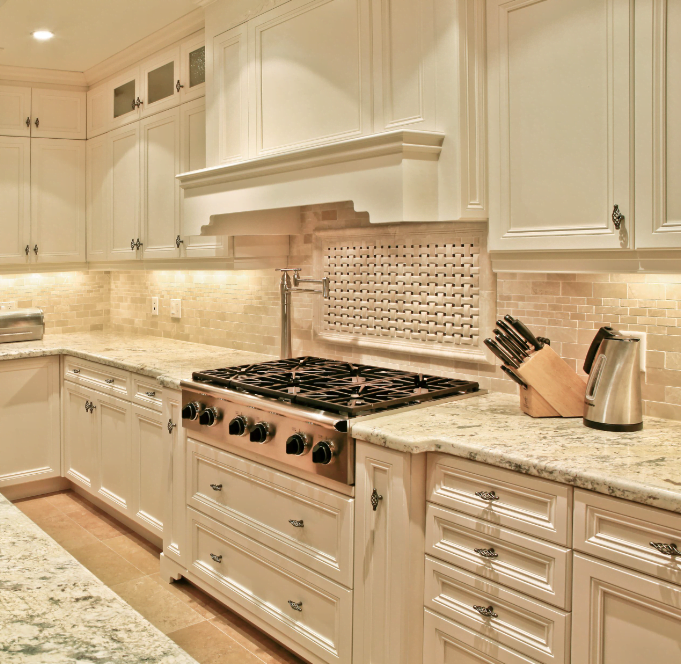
[0,0,200,72]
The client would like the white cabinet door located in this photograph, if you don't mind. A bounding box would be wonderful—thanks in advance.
[0,357,60,489]
[0,136,30,265]
[87,82,111,139]
[572,553,681,664]
[86,134,110,262]
[0,85,31,137]
[209,23,249,166]
[163,390,186,566]
[635,0,681,248]
[140,46,181,118]
[248,0,372,157]
[353,441,426,664]
[110,66,141,131]
[31,88,86,140]
[109,123,141,261]
[63,382,98,492]
[95,392,133,515]
[487,0,633,251]
[140,107,180,259]
[30,138,86,263]
[131,404,165,537]
[180,31,206,104]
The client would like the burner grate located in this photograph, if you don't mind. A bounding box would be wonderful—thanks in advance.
[192,357,479,416]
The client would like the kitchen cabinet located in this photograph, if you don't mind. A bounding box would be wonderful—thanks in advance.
[140,46,182,119]
[86,133,110,261]
[353,441,426,664]
[571,553,681,663]
[30,88,87,140]
[131,404,165,537]
[0,85,32,137]
[0,136,31,265]
[179,31,206,104]
[110,66,142,131]
[0,357,60,490]
[487,0,633,251]
[163,389,186,566]
[63,381,98,492]
[30,138,86,263]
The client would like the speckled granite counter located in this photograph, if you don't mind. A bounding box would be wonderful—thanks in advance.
[0,493,197,663]
[0,332,277,390]
[351,392,681,514]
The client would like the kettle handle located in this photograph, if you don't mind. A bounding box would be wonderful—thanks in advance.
[585,354,607,402]
[583,326,619,374]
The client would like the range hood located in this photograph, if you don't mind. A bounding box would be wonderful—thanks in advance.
[177,129,445,236]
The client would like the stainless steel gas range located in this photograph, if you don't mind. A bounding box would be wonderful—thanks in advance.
[181,357,481,488]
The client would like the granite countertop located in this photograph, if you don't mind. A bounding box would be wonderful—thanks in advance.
[351,392,681,514]
[0,493,197,663]
[0,332,277,390]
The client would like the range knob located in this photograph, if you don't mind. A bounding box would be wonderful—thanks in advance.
[286,433,311,456]
[312,441,335,465]
[182,401,203,421]
[250,422,273,444]
[199,407,220,427]
[228,415,249,437]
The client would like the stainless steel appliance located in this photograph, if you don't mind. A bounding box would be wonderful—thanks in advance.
[583,326,643,432]
[0,308,44,343]
[181,357,481,487]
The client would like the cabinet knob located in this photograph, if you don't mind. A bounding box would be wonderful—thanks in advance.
[475,490,499,502]
[34,118,39,128]
[26,117,30,128]
[612,204,624,230]
[72,369,81,374]
[25,245,29,256]
[167,419,177,435]
[33,245,38,255]
[473,605,498,618]
[135,238,143,250]
[134,97,143,109]
[131,239,136,250]
[175,235,184,248]
[176,80,184,93]
[370,488,383,512]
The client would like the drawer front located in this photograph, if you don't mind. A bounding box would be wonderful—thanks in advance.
[187,508,352,664]
[424,608,544,664]
[187,439,354,587]
[132,375,163,411]
[427,454,572,546]
[63,356,130,399]
[425,556,570,664]
[426,503,571,609]
[574,489,681,585]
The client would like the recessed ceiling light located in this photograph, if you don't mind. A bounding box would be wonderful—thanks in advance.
[32,30,54,41]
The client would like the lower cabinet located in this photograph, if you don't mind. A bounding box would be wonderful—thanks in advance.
[571,553,681,664]
[63,380,98,491]
[162,389,186,565]
[0,357,60,489]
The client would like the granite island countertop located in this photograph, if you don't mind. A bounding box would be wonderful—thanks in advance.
[0,332,277,390]
[351,392,681,514]
[0,493,197,663]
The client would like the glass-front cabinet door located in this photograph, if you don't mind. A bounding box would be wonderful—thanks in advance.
[110,66,140,130]
[180,31,206,103]
[140,46,181,118]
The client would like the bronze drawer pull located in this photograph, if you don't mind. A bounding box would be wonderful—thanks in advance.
[210,553,222,563]
[289,520,304,528]
[475,490,499,502]
[474,547,499,559]
[210,484,223,492]
[473,605,498,618]
[288,600,303,612]
[650,542,680,556]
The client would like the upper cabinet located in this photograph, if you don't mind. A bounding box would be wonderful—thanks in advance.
[140,46,181,118]
[487,0,633,252]
[0,136,31,264]
[110,66,142,131]
[180,32,207,104]
[0,86,32,137]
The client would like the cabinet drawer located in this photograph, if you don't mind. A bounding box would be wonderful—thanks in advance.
[426,503,571,609]
[574,489,681,585]
[187,438,354,587]
[425,556,570,664]
[187,508,352,664]
[427,455,572,546]
[63,356,130,399]
[132,375,162,411]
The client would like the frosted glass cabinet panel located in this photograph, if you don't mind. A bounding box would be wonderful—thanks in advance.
[140,47,181,118]
[180,31,206,103]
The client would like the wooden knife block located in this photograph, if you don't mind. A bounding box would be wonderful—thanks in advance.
[515,345,587,418]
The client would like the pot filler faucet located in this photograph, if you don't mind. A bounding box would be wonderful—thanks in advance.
[277,268,330,359]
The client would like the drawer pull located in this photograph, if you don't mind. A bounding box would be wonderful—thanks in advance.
[473,605,498,618]
[288,600,303,612]
[474,547,499,559]
[210,553,222,563]
[475,490,499,502]
[289,519,304,528]
[210,484,223,492]
[105,379,115,384]
[145,391,156,397]
[72,369,81,374]
[650,542,681,557]
[371,488,383,511]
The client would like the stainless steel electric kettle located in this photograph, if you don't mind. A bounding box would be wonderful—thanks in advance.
[583,326,642,432]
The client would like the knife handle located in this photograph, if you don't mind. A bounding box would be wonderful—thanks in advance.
[501,365,528,390]
[509,319,544,352]
[484,338,519,369]
[497,319,530,352]
[494,330,525,363]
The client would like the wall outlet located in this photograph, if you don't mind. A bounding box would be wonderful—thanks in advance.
[620,330,647,372]
[151,297,159,316]
[0,302,15,311]
[170,299,181,319]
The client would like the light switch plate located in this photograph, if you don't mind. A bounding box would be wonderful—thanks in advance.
[620,330,647,372]
[151,297,159,316]
[0,302,15,311]
[170,299,181,319]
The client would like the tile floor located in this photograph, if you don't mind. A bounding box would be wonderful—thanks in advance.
[13,490,307,664]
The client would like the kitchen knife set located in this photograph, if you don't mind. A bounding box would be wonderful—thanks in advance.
[484,315,550,391]
[486,316,587,418]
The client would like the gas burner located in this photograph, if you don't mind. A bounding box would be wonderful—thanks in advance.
[192,357,479,417]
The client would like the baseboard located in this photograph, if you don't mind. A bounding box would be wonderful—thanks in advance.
[0,476,69,501]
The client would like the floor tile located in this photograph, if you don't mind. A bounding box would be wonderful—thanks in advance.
[111,576,205,635]
[68,540,146,587]
[149,574,229,620]
[168,620,263,664]
[14,495,62,522]
[24,511,101,551]
[104,531,161,575]
[44,490,93,514]
[66,502,132,540]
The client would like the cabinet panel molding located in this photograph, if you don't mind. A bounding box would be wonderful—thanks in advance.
[31,88,87,140]
[0,136,31,265]
[0,85,32,137]
[86,134,111,261]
